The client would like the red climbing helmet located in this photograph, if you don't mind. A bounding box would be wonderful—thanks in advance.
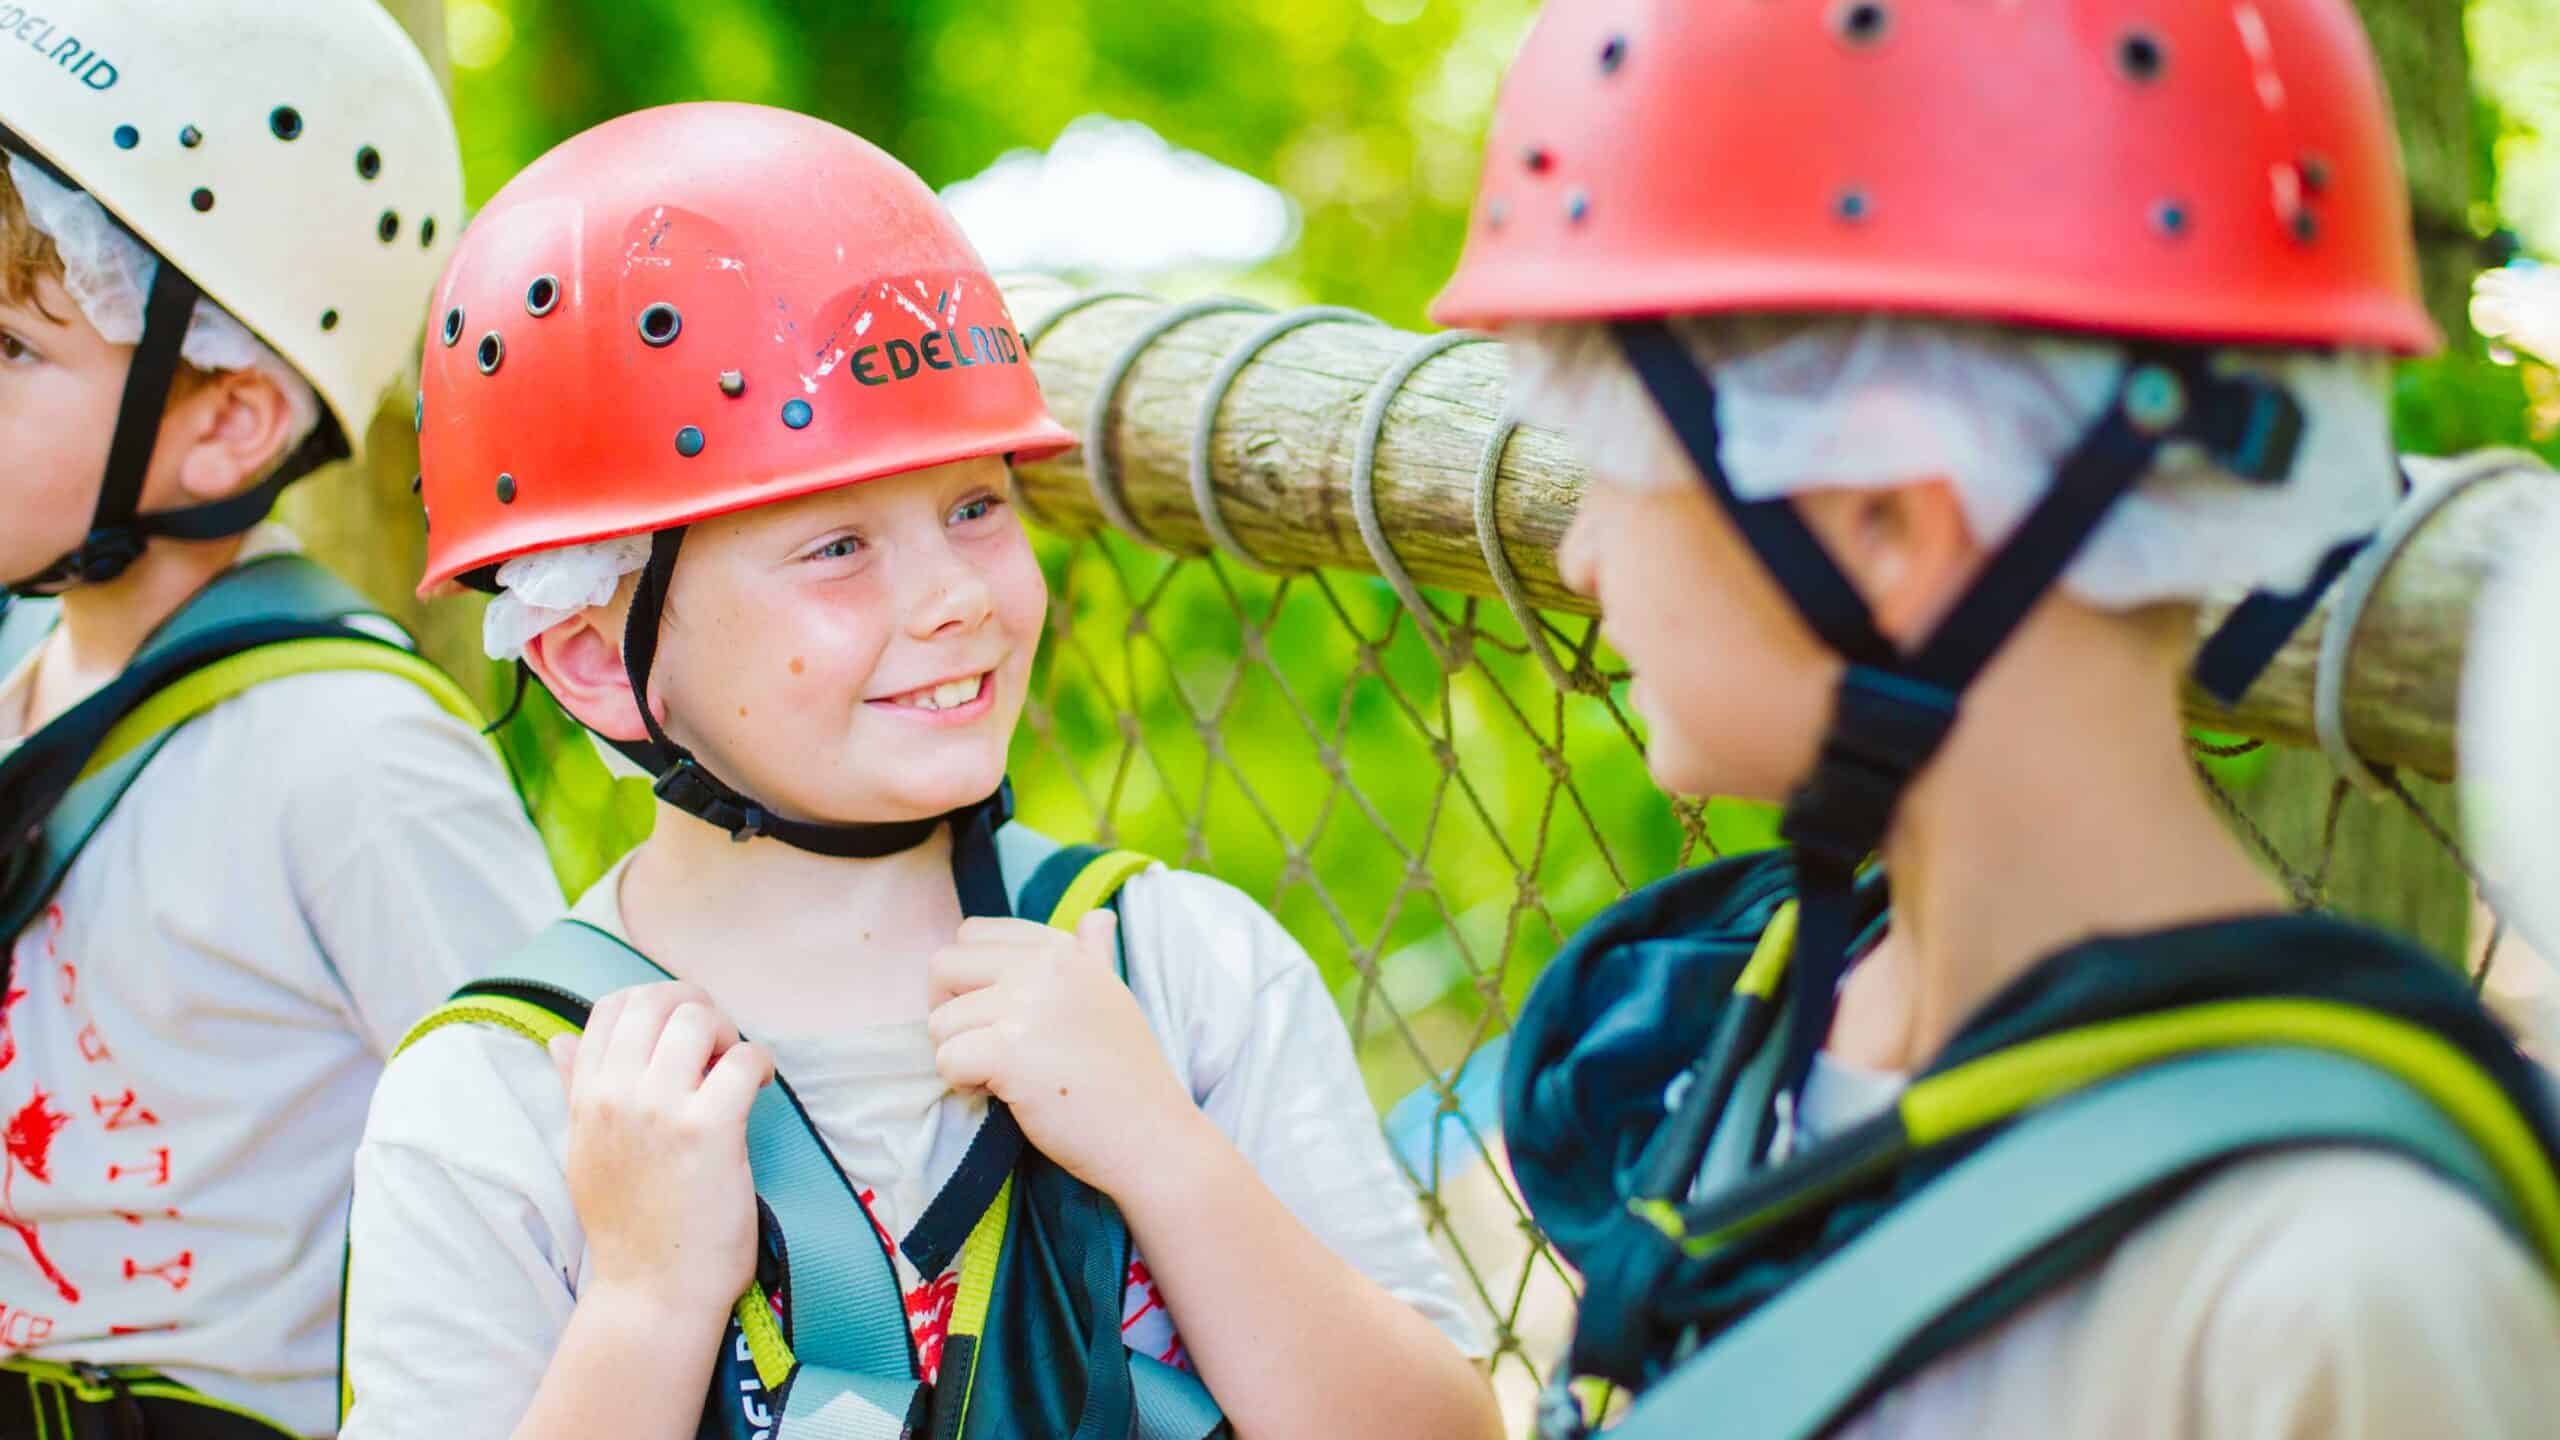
[415,101,1074,594]
[1430,0,2436,355]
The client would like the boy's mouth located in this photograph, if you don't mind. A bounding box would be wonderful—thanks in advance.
[871,671,991,714]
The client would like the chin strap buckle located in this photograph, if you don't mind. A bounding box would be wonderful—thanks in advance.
[1780,665,1960,867]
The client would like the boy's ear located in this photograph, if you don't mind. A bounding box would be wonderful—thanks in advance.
[168,368,300,504]
[522,602,653,744]
[1798,478,1980,648]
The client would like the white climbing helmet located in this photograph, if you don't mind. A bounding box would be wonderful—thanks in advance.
[0,0,461,445]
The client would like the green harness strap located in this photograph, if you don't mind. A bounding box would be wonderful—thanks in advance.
[0,555,479,943]
[1614,1045,2526,1440]
[371,831,1222,1440]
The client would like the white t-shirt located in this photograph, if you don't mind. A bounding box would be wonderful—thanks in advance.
[1785,1051,2560,1439]
[0,540,561,1435]
[341,851,1486,1440]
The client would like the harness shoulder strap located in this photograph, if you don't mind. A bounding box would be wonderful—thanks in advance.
[0,597,53,685]
[1614,1047,2516,1440]
[3,556,480,943]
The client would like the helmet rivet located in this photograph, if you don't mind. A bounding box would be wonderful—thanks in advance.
[419,216,438,249]
[1565,189,1591,224]
[2124,366,2187,435]
[1599,35,1628,73]
[1833,1,1890,46]
[441,307,464,347]
[113,125,139,151]
[719,370,747,397]
[2291,209,2319,245]
[1524,146,1552,175]
[269,106,304,142]
[2151,200,2189,238]
[638,303,683,347]
[409,473,422,495]
[476,332,504,375]
[2299,153,2332,193]
[189,187,215,213]
[377,210,401,244]
[2117,31,2166,83]
[356,146,382,181]
[675,425,706,457]
[526,275,561,318]
[320,309,340,332]
[1835,189,1871,223]
[496,473,518,505]
[179,125,203,149]
[782,399,813,430]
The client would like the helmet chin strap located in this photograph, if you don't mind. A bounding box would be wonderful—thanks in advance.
[0,131,347,598]
[1612,320,2309,1110]
[609,528,1009,897]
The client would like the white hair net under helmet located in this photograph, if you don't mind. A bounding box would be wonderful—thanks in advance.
[481,535,653,662]
[1507,314,2400,610]
[8,154,322,451]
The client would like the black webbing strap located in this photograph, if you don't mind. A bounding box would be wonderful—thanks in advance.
[7,261,201,595]
[0,1364,298,1439]
[1614,323,2307,1106]
[2190,532,2367,707]
[611,526,986,859]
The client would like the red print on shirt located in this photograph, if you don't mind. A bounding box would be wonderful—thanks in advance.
[74,1024,111,1065]
[2,1091,78,1304]
[90,1091,157,1131]
[0,984,27,1074]
[105,1148,169,1188]
[0,1303,55,1351]
[121,1250,192,1291]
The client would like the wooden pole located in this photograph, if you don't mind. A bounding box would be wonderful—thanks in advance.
[1002,275,2560,786]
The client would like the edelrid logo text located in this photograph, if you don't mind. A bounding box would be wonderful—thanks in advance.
[0,7,118,90]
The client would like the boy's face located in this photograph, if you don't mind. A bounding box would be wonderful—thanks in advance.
[649,456,1046,826]
[0,270,139,581]
[1557,470,1837,802]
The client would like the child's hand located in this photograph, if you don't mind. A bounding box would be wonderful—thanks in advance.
[927,913,1203,1199]
[548,982,773,1320]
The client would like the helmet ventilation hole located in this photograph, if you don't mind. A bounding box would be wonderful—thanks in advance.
[2118,32,2166,83]
[357,146,382,180]
[189,187,215,213]
[377,210,401,244]
[526,275,562,318]
[320,309,340,332]
[441,307,464,347]
[179,126,203,149]
[638,303,683,347]
[270,106,304,141]
[420,216,438,248]
[476,332,504,375]
[1833,2,1890,46]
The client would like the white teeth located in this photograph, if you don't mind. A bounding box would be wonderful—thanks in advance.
[900,674,984,711]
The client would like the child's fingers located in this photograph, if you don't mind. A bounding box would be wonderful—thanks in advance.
[934,1026,1007,1096]
[547,1033,578,1097]
[926,941,1035,1009]
[955,916,1059,946]
[644,1002,724,1104]
[924,986,1008,1048]
[694,1040,773,1123]
[599,982,711,1083]
[574,989,627,1096]
[1072,909,1120,969]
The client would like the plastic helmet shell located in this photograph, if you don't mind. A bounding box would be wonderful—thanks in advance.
[1430,0,2436,355]
[0,0,464,453]
[414,102,1075,594]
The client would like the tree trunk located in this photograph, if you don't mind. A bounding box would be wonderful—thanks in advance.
[274,0,490,706]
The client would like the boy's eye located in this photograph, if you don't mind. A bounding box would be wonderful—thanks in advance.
[951,495,998,525]
[0,332,34,364]
[811,535,862,561]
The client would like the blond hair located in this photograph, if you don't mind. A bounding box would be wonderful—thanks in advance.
[0,158,67,318]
